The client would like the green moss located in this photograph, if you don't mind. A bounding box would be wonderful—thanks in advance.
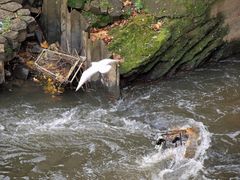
[134,0,144,12]
[1,17,11,33]
[67,0,89,9]
[185,0,216,17]
[5,47,13,55]
[99,0,112,10]
[108,14,171,75]
[141,0,216,18]
[82,11,113,28]
[146,15,227,79]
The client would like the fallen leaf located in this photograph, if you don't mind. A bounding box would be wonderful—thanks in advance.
[40,41,49,49]
[123,0,132,7]
[152,21,163,31]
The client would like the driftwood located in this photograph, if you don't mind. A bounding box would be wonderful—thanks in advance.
[35,49,86,84]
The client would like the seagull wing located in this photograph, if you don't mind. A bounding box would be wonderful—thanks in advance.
[75,65,99,91]
[98,64,112,74]
[76,59,118,92]
[98,59,118,66]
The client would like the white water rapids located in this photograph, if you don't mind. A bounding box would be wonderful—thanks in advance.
[0,60,240,179]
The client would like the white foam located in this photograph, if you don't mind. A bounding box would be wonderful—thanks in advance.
[227,131,240,141]
[0,124,5,131]
[137,119,211,179]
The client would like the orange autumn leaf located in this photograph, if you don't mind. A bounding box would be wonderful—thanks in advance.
[90,30,113,44]
[123,0,132,7]
[152,21,163,31]
[40,41,49,49]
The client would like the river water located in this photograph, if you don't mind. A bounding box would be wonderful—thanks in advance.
[0,60,239,180]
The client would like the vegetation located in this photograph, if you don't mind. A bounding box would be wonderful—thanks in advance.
[134,0,143,12]
[67,0,88,9]
[105,0,227,78]
[1,17,11,33]
[108,14,171,74]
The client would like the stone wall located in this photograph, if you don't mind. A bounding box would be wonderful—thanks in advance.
[0,0,37,84]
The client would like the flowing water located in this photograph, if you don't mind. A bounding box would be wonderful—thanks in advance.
[0,60,239,180]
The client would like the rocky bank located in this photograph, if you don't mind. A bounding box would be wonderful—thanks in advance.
[0,0,240,87]
[38,0,240,84]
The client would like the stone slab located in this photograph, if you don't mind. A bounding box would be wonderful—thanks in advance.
[0,35,7,44]
[17,8,31,16]
[0,44,4,53]
[0,0,12,5]
[20,16,37,33]
[0,2,22,12]
[0,9,14,20]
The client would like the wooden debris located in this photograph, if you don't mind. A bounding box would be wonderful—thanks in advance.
[35,49,86,84]
[156,127,200,158]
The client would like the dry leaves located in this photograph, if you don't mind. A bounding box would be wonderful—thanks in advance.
[40,40,49,49]
[111,19,128,28]
[123,0,132,7]
[90,29,113,44]
[90,18,130,44]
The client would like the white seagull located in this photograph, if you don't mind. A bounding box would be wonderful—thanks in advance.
[76,58,119,91]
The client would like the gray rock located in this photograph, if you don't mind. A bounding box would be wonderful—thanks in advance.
[2,31,19,49]
[17,9,31,16]
[0,36,7,44]
[30,44,42,53]
[11,18,27,42]
[0,0,12,5]
[20,16,37,33]
[90,0,101,15]
[12,0,23,4]
[0,9,15,19]
[4,69,11,76]
[0,44,4,53]
[11,79,24,87]
[13,64,29,80]
[108,0,123,18]
[0,2,22,12]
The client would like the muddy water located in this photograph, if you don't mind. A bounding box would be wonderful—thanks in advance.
[0,60,239,179]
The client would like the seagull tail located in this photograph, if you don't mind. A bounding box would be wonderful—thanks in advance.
[75,81,84,92]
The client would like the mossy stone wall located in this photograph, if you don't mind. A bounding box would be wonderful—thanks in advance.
[107,0,231,81]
